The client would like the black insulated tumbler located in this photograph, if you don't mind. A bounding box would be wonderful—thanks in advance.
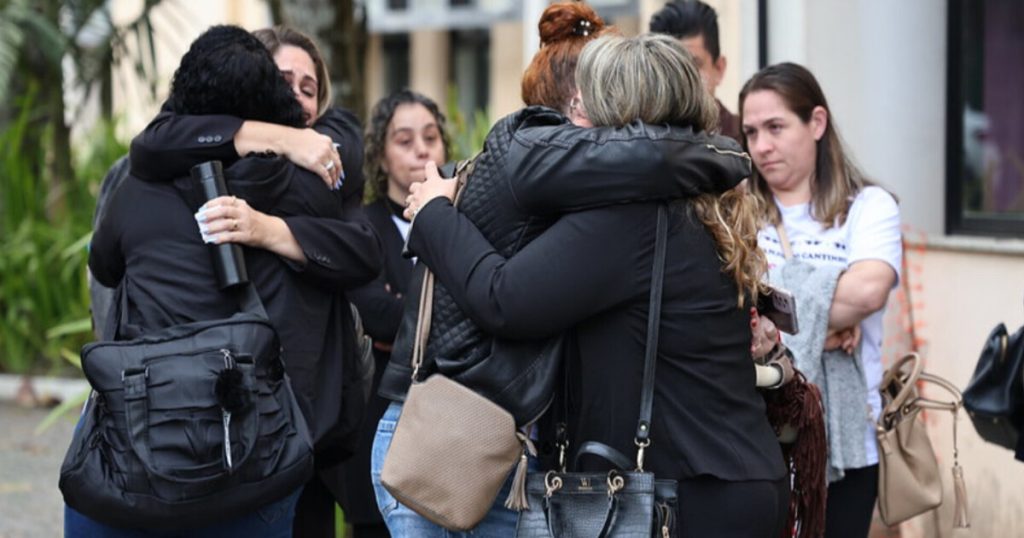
[191,161,248,289]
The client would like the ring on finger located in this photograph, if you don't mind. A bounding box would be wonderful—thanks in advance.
[325,161,335,171]
[232,219,238,231]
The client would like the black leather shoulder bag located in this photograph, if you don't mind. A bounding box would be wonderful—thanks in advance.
[59,268,314,529]
[516,204,677,538]
[964,320,1024,457]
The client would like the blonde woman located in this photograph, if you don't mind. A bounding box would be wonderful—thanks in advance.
[404,33,787,537]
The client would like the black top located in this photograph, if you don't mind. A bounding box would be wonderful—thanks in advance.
[96,107,383,461]
[378,107,753,410]
[349,199,414,344]
[341,198,414,524]
[407,197,786,483]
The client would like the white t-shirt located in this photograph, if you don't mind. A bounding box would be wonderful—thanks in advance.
[758,186,902,465]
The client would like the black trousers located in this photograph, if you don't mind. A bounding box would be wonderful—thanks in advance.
[676,475,790,537]
[293,475,335,538]
[824,464,879,538]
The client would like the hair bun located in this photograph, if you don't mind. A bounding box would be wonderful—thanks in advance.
[538,2,605,47]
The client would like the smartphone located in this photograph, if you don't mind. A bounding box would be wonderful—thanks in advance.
[757,285,799,335]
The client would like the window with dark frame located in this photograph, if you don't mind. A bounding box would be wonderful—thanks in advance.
[946,0,1024,236]
[448,29,490,118]
[382,33,410,96]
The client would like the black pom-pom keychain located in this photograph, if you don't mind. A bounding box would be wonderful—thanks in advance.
[215,367,251,414]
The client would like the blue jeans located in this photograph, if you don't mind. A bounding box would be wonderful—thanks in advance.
[371,401,532,537]
[64,489,301,537]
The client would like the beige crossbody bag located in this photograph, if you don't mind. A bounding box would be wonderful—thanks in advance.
[380,160,533,531]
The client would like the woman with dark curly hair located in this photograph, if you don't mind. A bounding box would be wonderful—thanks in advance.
[340,89,448,538]
[71,25,381,537]
[126,25,378,538]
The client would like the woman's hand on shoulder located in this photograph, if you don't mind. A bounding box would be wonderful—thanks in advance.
[235,121,343,190]
[278,128,344,190]
[403,162,457,220]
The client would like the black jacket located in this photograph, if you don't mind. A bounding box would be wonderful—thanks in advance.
[340,199,414,524]
[378,107,751,411]
[119,107,382,464]
[408,196,786,484]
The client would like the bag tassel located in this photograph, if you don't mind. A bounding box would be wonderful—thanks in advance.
[952,413,969,528]
[952,464,969,528]
[505,432,536,511]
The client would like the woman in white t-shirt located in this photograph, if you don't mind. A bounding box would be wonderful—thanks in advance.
[740,62,901,538]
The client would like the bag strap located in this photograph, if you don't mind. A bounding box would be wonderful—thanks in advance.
[880,353,925,420]
[775,223,794,260]
[633,204,669,471]
[572,205,668,472]
[410,269,435,381]
[408,158,474,380]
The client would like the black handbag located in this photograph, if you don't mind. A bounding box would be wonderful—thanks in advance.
[963,322,1024,454]
[516,205,677,538]
[59,279,315,529]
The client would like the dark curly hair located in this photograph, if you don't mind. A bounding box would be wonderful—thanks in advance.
[169,25,304,128]
[364,89,449,201]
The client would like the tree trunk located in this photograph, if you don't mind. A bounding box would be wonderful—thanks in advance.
[324,0,367,117]
[40,0,71,221]
[268,0,286,26]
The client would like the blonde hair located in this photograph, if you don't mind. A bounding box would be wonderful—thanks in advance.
[575,33,717,130]
[690,190,768,307]
[253,26,333,119]
[577,33,763,307]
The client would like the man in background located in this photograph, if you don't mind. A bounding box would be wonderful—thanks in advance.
[650,0,740,142]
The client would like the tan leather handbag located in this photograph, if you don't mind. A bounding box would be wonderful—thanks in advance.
[876,353,969,528]
[381,160,532,530]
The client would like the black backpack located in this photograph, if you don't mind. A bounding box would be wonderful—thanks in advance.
[59,282,314,529]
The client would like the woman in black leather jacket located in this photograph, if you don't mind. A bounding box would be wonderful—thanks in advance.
[403,34,788,537]
[369,4,750,537]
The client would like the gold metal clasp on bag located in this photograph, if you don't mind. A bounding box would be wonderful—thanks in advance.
[606,470,625,498]
[544,471,563,497]
[635,438,650,472]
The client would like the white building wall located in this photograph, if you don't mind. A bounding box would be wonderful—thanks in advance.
[109,0,272,138]
[766,0,947,235]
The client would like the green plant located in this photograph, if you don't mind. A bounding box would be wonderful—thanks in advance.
[0,91,125,375]
[445,85,491,161]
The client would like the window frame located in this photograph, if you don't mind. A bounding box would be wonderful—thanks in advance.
[945,0,1024,237]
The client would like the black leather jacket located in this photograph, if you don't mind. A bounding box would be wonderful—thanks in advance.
[378,106,752,419]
